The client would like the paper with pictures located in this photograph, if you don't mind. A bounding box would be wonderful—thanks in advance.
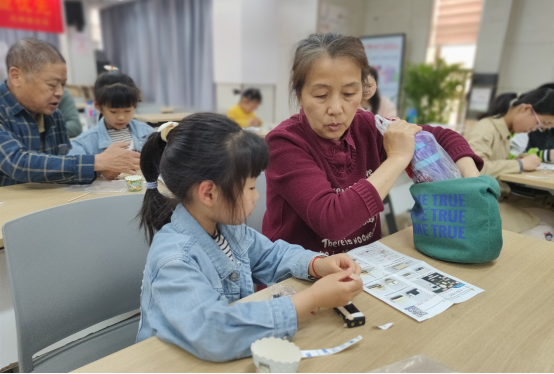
[537,163,554,171]
[348,241,484,322]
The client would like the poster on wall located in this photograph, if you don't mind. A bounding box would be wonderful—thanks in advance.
[0,0,64,33]
[359,34,405,109]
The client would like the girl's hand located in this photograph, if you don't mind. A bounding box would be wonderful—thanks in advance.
[521,154,541,171]
[383,120,421,166]
[291,269,363,316]
[249,118,262,127]
[310,254,361,278]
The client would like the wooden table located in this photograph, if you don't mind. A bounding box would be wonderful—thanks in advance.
[0,183,144,248]
[499,170,554,191]
[75,228,554,373]
[133,112,193,124]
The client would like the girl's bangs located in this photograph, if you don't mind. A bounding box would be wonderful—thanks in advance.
[97,84,139,108]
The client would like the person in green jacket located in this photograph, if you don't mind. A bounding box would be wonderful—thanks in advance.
[59,87,82,137]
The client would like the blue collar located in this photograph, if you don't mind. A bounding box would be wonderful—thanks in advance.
[96,118,143,149]
[0,81,32,116]
[170,204,240,280]
[96,117,116,149]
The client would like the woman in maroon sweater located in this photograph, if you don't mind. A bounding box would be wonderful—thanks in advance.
[262,33,483,255]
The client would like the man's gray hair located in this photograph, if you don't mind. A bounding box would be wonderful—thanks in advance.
[6,38,65,75]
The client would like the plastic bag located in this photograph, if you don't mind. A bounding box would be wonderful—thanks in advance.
[370,355,456,373]
[64,180,127,193]
[374,115,461,184]
[268,284,297,299]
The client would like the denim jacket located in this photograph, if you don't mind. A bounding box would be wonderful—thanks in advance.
[68,118,154,155]
[136,204,319,362]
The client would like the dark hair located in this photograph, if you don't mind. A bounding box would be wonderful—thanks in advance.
[6,38,65,75]
[367,66,381,114]
[139,113,269,243]
[290,33,370,105]
[539,83,554,90]
[94,71,141,108]
[237,88,262,103]
[479,88,554,119]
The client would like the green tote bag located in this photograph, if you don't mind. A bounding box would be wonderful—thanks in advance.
[409,175,503,263]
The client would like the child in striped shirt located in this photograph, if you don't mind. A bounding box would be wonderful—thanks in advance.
[68,70,154,178]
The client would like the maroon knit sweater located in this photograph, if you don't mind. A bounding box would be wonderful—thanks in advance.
[262,109,483,255]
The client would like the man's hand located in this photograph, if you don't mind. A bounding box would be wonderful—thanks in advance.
[100,170,121,180]
[94,143,140,175]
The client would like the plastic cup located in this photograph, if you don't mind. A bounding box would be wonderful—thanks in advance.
[251,337,301,373]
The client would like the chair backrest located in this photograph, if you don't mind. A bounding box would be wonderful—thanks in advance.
[2,194,149,372]
[247,172,267,234]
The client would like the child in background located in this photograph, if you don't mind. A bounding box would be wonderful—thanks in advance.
[136,113,362,362]
[510,87,554,162]
[467,88,554,236]
[363,66,397,118]
[59,87,82,138]
[69,70,154,178]
[227,88,263,128]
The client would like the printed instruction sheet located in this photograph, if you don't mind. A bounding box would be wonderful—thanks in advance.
[348,241,484,322]
[537,163,554,171]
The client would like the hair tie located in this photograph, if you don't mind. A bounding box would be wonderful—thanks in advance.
[145,181,158,189]
[157,121,179,142]
[104,65,119,72]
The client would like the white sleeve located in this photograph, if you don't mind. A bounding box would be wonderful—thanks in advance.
[510,133,529,157]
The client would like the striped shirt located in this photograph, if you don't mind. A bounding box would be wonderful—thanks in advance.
[107,126,134,150]
[212,228,234,261]
[0,82,96,186]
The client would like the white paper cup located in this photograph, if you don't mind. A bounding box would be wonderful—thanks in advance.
[251,337,301,373]
[125,175,143,192]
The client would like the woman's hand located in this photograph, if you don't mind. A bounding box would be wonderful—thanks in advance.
[383,120,422,167]
[291,269,363,316]
[455,157,480,178]
[309,254,361,279]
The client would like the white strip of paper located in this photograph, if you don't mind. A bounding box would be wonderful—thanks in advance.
[301,335,362,358]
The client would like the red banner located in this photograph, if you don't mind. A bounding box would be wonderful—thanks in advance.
[0,0,64,33]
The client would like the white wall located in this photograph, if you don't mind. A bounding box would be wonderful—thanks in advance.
[212,0,318,123]
[473,0,554,95]
[496,0,554,94]
[58,0,97,85]
[473,0,512,74]
[241,0,278,85]
[317,0,367,36]
[275,0,319,123]
[363,0,434,64]
[212,0,242,84]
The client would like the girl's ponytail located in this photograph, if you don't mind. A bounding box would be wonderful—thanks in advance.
[139,132,177,244]
[479,92,517,119]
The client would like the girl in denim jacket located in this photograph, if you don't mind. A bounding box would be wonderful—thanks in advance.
[69,70,154,179]
[136,113,363,362]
